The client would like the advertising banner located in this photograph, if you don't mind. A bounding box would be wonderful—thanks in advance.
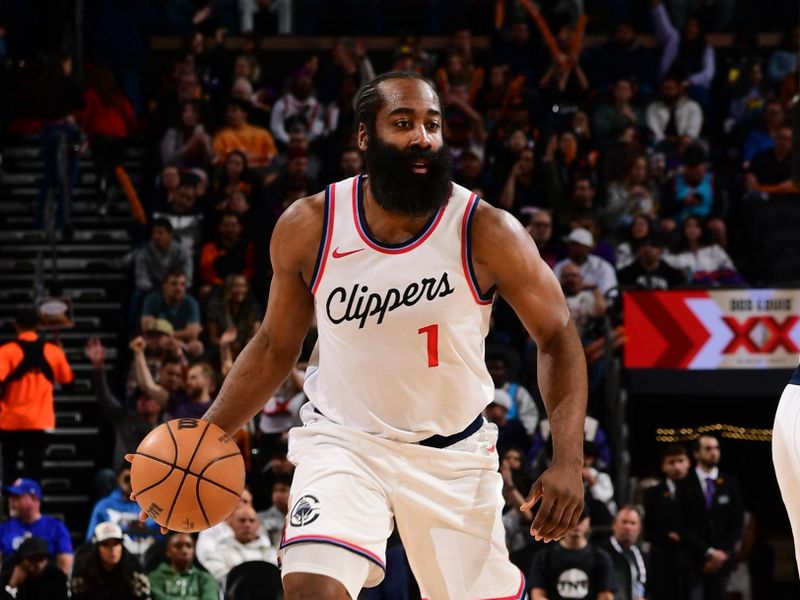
[624,289,800,369]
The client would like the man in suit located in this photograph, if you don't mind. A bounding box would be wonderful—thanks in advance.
[599,505,647,600]
[643,444,691,599]
[678,434,744,600]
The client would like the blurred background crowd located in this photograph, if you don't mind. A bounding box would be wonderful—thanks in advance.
[0,0,799,598]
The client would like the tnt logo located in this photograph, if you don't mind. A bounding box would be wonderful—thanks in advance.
[721,316,799,354]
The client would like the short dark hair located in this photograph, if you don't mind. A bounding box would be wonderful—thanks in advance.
[226,97,251,114]
[682,143,707,167]
[660,443,689,463]
[693,433,719,452]
[354,71,436,136]
[151,217,173,234]
[14,308,39,330]
[272,472,294,488]
[163,269,186,283]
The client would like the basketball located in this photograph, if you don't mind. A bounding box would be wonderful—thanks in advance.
[126,418,245,533]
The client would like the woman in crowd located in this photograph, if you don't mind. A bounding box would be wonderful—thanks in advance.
[205,273,261,353]
[616,215,657,270]
[71,522,151,600]
[664,215,745,286]
[604,154,659,234]
[159,100,213,169]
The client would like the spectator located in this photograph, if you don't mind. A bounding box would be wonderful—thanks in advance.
[258,367,305,448]
[0,308,73,483]
[603,155,659,234]
[85,466,161,561]
[583,441,616,519]
[141,271,202,350]
[592,78,645,146]
[0,479,72,573]
[662,144,726,244]
[742,99,785,166]
[196,489,254,569]
[483,389,530,454]
[337,147,364,180]
[152,165,181,213]
[553,229,619,296]
[200,505,277,584]
[500,446,534,567]
[76,66,135,207]
[71,522,150,600]
[134,217,194,293]
[745,125,800,197]
[498,146,541,215]
[211,150,262,210]
[525,208,563,268]
[34,54,84,237]
[485,344,539,439]
[559,262,607,339]
[270,68,325,146]
[664,216,743,286]
[727,63,769,138]
[258,475,292,548]
[198,213,256,291]
[617,234,685,290]
[767,25,800,85]
[651,0,715,106]
[600,506,647,600]
[677,435,744,600]
[205,274,261,352]
[212,98,277,169]
[148,533,218,600]
[528,511,617,600]
[616,216,656,270]
[646,74,703,149]
[159,100,213,168]
[131,337,214,420]
[153,176,204,260]
[584,19,655,93]
[0,537,68,600]
[644,443,692,600]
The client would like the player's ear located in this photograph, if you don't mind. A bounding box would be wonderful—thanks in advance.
[357,122,368,152]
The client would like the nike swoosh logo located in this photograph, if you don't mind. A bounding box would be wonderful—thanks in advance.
[332,247,365,259]
[486,444,496,453]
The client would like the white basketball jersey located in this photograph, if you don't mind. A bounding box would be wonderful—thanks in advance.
[303,174,495,442]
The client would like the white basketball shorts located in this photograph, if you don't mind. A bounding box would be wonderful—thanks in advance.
[773,382,800,575]
[279,405,527,600]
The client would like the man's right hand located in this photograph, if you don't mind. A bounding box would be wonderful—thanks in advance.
[129,336,146,354]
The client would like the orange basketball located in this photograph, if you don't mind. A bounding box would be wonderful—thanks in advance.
[127,418,245,533]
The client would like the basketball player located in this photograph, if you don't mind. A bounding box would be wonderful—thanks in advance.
[773,365,800,574]
[203,72,587,599]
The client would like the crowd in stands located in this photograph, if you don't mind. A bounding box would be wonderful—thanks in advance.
[1,0,799,597]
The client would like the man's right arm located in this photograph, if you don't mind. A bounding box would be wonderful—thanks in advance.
[202,194,322,436]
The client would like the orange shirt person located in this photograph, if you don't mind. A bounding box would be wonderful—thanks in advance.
[212,98,277,169]
[0,309,73,483]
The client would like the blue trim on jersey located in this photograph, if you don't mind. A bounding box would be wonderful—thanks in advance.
[464,197,496,302]
[419,414,484,448]
[791,364,800,385]
[356,175,444,250]
[309,185,331,291]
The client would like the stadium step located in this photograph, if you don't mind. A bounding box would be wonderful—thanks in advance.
[1,136,144,544]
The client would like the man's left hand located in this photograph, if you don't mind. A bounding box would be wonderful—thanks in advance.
[521,462,584,542]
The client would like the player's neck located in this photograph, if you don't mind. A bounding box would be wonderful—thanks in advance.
[362,178,437,245]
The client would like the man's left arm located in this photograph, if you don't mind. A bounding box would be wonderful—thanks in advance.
[472,203,586,543]
[53,521,73,573]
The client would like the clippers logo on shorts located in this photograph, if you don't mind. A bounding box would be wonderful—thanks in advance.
[290,495,321,527]
[325,272,455,328]
[557,568,589,598]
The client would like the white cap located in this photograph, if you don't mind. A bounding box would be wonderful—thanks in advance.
[563,227,594,247]
[94,521,123,543]
[490,389,513,411]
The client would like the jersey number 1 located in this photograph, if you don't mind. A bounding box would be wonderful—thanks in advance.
[418,324,439,368]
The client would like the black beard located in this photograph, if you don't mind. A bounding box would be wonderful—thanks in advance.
[364,136,452,217]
